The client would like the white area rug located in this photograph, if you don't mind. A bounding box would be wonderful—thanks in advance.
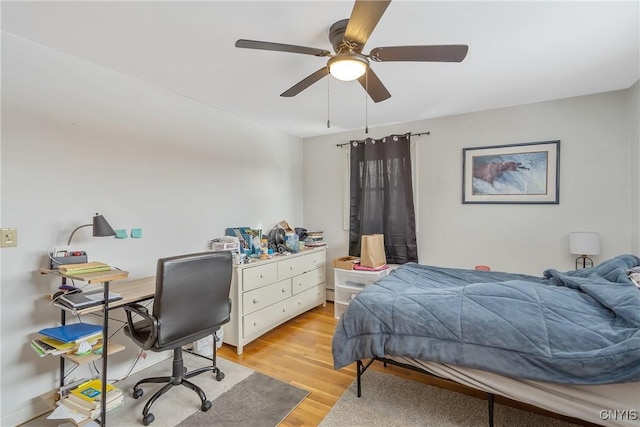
[320,370,579,427]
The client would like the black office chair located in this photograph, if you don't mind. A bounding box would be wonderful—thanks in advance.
[123,251,232,426]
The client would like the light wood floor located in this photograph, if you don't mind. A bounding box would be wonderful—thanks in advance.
[217,302,596,427]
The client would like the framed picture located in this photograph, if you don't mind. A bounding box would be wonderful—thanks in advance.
[462,140,560,204]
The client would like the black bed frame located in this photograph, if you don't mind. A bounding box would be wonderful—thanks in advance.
[356,358,496,427]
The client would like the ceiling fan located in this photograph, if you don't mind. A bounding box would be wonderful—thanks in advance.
[235,0,468,103]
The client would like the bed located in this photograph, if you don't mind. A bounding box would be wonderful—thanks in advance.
[332,254,640,426]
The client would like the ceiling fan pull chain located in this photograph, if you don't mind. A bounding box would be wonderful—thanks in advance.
[327,75,331,128]
[365,71,369,134]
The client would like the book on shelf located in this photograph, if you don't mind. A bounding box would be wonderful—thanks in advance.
[39,322,103,343]
[58,262,111,274]
[62,393,123,418]
[38,335,100,355]
[56,288,123,310]
[69,379,121,407]
[30,340,50,357]
[58,376,98,399]
[67,386,123,410]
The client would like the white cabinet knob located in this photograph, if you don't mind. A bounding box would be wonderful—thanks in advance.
[282,288,286,293]
[253,298,258,304]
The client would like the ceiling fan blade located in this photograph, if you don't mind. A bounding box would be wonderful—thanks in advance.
[344,0,391,48]
[235,39,331,57]
[281,67,330,97]
[357,68,391,103]
[369,45,469,62]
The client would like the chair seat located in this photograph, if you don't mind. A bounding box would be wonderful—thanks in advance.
[125,322,220,352]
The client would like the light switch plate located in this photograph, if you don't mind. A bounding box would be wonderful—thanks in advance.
[1,228,17,247]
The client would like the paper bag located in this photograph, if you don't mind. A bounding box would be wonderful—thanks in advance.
[360,234,386,268]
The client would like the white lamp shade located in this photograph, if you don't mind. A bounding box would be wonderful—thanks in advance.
[327,54,369,81]
[569,232,600,255]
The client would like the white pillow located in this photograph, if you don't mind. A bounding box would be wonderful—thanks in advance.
[627,269,640,288]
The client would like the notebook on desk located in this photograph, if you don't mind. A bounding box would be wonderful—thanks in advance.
[57,289,123,310]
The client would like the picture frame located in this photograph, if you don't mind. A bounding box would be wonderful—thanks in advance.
[462,140,560,204]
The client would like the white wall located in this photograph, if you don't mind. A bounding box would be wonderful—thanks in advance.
[304,88,639,283]
[1,33,304,424]
[629,81,640,254]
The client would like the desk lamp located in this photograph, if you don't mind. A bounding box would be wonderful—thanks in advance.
[569,231,600,269]
[67,213,116,245]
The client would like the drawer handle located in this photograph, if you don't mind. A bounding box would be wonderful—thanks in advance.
[282,308,286,312]
[289,266,293,270]
[253,298,258,304]
[298,282,302,287]
[260,273,263,278]
[281,288,287,293]
[253,321,257,326]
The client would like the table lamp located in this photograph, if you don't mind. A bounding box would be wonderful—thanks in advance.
[569,231,600,269]
[67,213,116,245]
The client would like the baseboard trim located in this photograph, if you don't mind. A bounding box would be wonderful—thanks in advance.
[3,389,57,427]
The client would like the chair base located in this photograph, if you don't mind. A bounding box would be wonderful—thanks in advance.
[132,345,224,425]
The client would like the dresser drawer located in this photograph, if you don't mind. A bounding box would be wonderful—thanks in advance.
[242,262,278,292]
[277,255,307,280]
[302,251,326,272]
[291,267,325,295]
[242,279,291,315]
[290,284,324,310]
[243,299,289,338]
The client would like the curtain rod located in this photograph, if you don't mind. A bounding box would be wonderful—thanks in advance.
[335,131,430,147]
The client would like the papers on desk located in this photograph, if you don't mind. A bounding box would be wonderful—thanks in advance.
[57,289,123,310]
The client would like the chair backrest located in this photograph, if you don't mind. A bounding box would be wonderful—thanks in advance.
[153,250,232,348]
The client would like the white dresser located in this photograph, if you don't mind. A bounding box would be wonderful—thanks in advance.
[222,247,326,355]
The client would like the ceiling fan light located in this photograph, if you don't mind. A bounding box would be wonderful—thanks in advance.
[328,54,368,81]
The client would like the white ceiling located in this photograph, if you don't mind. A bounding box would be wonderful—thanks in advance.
[2,1,639,139]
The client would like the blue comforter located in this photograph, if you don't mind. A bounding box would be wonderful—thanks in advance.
[332,254,640,384]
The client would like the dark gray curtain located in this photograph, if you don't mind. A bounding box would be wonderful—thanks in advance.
[349,133,418,264]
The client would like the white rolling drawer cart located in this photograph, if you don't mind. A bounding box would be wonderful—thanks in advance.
[222,247,326,355]
[334,267,391,319]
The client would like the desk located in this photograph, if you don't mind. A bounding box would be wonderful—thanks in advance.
[43,270,155,426]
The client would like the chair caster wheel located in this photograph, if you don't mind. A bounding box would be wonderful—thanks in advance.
[216,371,225,381]
[133,388,144,399]
[142,413,155,425]
[201,400,212,412]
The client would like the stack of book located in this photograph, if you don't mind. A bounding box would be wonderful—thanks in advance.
[58,262,112,275]
[31,322,103,357]
[61,379,123,421]
[304,231,327,247]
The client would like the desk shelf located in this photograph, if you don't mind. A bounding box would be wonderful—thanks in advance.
[61,341,125,365]
[38,268,156,427]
